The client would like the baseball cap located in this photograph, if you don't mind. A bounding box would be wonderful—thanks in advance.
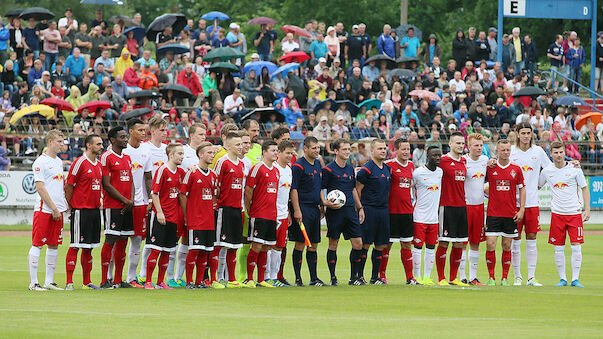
[598,31,603,38]
[352,24,359,29]
[250,53,260,59]
[65,8,72,12]
[473,121,481,128]
[448,124,458,130]
[87,68,94,73]
[320,116,328,121]
[42,71,50,76]
[336,115,343,121]
[229,23,239,29]
[488,27,497,33]
[318,57,326,63]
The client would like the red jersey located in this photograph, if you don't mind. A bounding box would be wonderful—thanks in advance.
[214,155,245,209]
[385,158,414,214]
[246,162,280,221]
[151,164,185,224]
[486,162,525,218]
[180,166,217,230]
[67,155,103,209]
[439,153,467,207]
[100,149,133,209]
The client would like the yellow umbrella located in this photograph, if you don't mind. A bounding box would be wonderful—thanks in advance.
[10,105,55,125]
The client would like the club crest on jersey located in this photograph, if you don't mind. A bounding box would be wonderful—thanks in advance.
[510,170,516,178]
[195,237,199,243]
[111,222,116,229]
[151,236,156,242]
[221,234,226,240]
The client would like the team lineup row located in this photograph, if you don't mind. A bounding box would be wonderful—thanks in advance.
[26,117,589,291]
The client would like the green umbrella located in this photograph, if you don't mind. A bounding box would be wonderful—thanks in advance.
[204,47,244,61]
[209,62,239,73]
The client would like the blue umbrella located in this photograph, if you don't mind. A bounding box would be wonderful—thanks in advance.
[243,61,278,77]
[554,95,587,107]
[123,26,146,43]
[290,131,306,140]
[336,100,360,116]
[359,98,382,110]
[270,63,299,79]
[201,11,229,21]
[80,0,124,5]
[157,44,190,55]
[313,99,338,113]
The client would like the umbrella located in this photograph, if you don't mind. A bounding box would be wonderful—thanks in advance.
[474,60,496,68]
[248,17,277,25]
[19,8,55,21]
[313,99,338,113]
[364,54,396,69]
[553,95,587,107]
[208,62,239,73]
[123,26,146,43]
[41,98,74,112]
[280,51,310,63]
[289,131,306,140]
[396,56,419,63]
[127,90,161,100]
[388,68,417,80]
[78,101,111,115]
[118,107,153,121]
[159,84,193,98]
[240,107,285,123]
[395,24,422,41]
[10,105,54,125]
[575,112,603,131]
[146,13,187,40]
[409,89,441,101]
[359,99,382,110]
[157,44,190,55]
[80,0,124,4]
[243,61,278,76]
[270,63,299,80]
[335,100,360,116]
[281,25,311,38]
[203,47,244,61]
[513,86,545,97]
[200,11,230,21]
[5,8,24,17]
[109,15,139,28]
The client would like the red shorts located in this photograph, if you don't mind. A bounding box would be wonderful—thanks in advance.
[467,204,485,244]
[517,207,541,235]
[413,222,438,247]
[549,213,584,245]
[32,211,64,247]
[132,205,148,237]
[276,218,289,248]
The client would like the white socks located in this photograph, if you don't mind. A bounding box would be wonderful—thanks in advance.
[28,246,41,286]
[424,248,435,279]
[458,249,467,281]
[571,245,582,282]
[138,246,151,278]
[468,249,480,281]
[44,248,58,286]
[107,247,114,280]
[554,246,566,281]
[174,244,189,281]
[526,239,538,280]
[511,239,522,279]
[268,249,281,280]
[127,236,142,283]
[412,247,422,279]
[217,247,227,281]
[166,251,176,281]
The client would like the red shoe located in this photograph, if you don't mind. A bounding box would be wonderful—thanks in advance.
[130,280,144,288]
[156,282,173,290]
[470,278,486,286]
[144,282,155,290]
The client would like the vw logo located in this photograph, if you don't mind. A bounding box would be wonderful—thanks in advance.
[0,182,7,202]
[22,174,37,195]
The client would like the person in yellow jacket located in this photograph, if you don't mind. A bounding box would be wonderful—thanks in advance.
[114,47,133,78]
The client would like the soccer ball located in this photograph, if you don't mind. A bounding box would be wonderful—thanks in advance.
[327,189,346,208]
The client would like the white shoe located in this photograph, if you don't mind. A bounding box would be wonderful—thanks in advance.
[513,277,523,286]
[526,278,543,286]
[29,283,47,291]
[43,283,64,291]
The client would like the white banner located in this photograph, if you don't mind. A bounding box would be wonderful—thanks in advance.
[0,171,39,207]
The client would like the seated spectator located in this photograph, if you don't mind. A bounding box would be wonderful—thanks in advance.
[177,63,204,106]
[223,88,245,116]
[27,60,43,86]
[114,47,134,78]
[94,49,115,74]
[281,33,299,54]
[138,64,158,90]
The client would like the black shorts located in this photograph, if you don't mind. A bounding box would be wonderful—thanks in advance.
[146,212,178,252]
[248,217,277,245]
[103,208,134,236]
[188,229,216,251]
[485,216,518,238]
[289,203,321,244]
[70,208,102,248]
[361,206,390,246]
[438,206,468,242]
[215,206,243,249]
[389,213,413,242]
[326,205,361,240]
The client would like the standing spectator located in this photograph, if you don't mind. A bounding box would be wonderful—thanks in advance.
[90,9,107,34]
[74,23,92,67]
[500,34,515,72]
[177,63,204,107]
[377,24,395,58]
[22,18,40,60]
[452,29,467,71]
[547,34,565,89]
[487,27,497,61]
[299,21,314,55]
[254,24,273,61]
[89,25,105,65]
[523,35,538,80]
[566,38,585,94]
[42,21,61,71]
[475,31,491,62]
[335,22,348,69]
[9,18,24,59]
[58,8,78,38]
[192,19,207,41]
[58,26,73,60]
[309,33,328,64]
[420,34,441,67]
[466,27,478,61]
[401,27,421,58]
[561,31,578,91]
[212,28,230,48]
[346,25,365,68]
[358,23,372,61]
[106,25,127,60]
[595,32,603,93]
[324,26,340,65]
[510,27,524,75]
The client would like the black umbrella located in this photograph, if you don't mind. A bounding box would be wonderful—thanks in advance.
[146,13,187,40]
[160,84,193,98]
[335,100,360,116]
[19,8,55,21]
[388,68,417,80]
[396,56,419,64]
[395,24,423,41]
[5,8,24,17]
[313,98,338,113]
[513,86,546,97]
[364,54,396,69]
[118,107,153,121]
[127,90,161,100]
[240,107,285,123]
[109,15,138,28]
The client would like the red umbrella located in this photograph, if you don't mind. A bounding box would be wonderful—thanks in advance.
[248,17,277,25]
[281,25,311,38]
[78,100,112,115]
[279,51,310,63]
[41,97,74,112]
[408,89,441,101]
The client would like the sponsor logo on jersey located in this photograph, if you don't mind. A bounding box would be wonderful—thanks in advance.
[496,179,510,191]
[553,182,569,189]
[132,162,143,170]
[471,172,484,179]
[281,182,291,189]
[427,185,439,191]
[202,188,212,200]
[169,187,178,198]
[52,173,64,182]
[153,161,164,167]
[521,165,533,173]
[454,170,465,181]
[231,177,243,189]
[92,178,101,191]
[267,182,278,193]
[120,170,130,181]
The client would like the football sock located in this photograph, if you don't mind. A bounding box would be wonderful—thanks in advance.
[486,250,496,279]
[146,249,160,283]
[458,249,467,281]
[157,251,170,285]
[423,247,435,278]
[359,248,368,278]
[292,248,303,280]
[571,245,582,282]
[270,249,282,280]
[127,236,142,283]
[44,248,58,286]
[435,245,447,281]
[113,240,127,283]
[554,245,566,281]
[185,249,199,284]
[100,242,113,284]
[412,247,422,279]
[526,239,538,280]
[209,247,220,282]
[65,247,79,285]
[217,247,227,281]
[379,247,390,279]
[81,249,93,285]
[327,249,337,279]
[107,253,114,281]
[468,249,480,281]
[166,251,176,281]
[265,250,272,281]
[350,249,362,280]
[511,239,522,279]
[257,251,267,282]
[401,248,413,281]
[371,249,383,280]
[226,249,237,281]
[28,246,41,286]
[449,247,462,281]
[247,249,259,281]
[239,243,251,281]
[306,250,318,281]
[277,247,287,281]
[138,246,151,279]
[502,250,512,279]
[175,243,189,281]
[195,251,208,285]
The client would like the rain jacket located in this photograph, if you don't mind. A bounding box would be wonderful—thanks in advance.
[114,47,134,78]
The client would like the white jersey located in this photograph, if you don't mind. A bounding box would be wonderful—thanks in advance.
[32,153,67,213]
[463,154,488,205]
[275,162,292,220]
[412,165,443,224]
[539,163,587,215]
[123,142,150,206]
[240,155,252,212]
[510,145,551,207]
[143,141,168,178]
[181,144,199,171]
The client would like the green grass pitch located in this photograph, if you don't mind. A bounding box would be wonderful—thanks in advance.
[1,233,602,337]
